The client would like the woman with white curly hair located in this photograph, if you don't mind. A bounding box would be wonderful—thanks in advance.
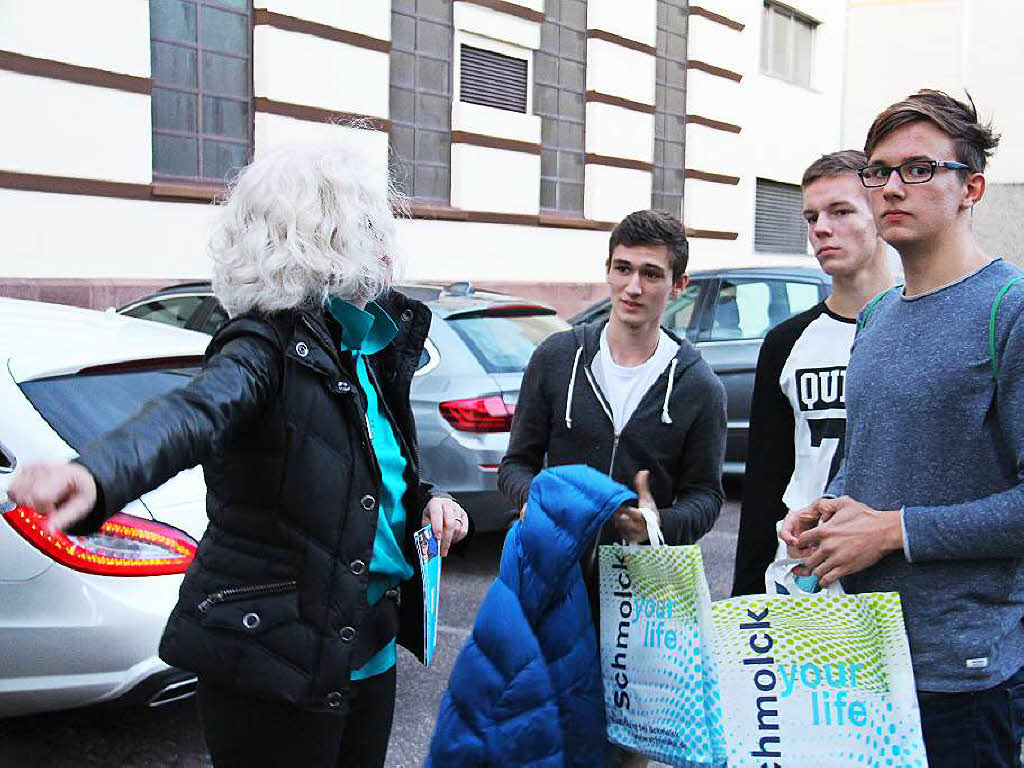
[8,140,470,767]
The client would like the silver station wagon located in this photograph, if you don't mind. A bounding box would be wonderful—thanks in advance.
[119,281,569,533]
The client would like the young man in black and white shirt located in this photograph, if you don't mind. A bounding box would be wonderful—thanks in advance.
[731,151,892,596]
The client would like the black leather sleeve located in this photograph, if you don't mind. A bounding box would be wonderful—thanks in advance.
[70,327,282,534]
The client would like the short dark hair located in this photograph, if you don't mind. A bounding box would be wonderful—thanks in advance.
[607,210,689,281]
[802,150,868,188]
[864,89,1000,173]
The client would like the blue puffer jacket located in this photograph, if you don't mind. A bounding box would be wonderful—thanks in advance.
[428,465,635,767]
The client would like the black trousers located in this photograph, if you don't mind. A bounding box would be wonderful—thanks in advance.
[918,666,1024,768]
[196,668,397,768]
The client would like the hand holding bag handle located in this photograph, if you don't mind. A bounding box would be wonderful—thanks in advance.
[765,518,844,596]
[764,557,845,597]
[633,469,666,548]
[638,506,665,548]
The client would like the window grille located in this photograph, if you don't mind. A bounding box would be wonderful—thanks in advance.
[535,0,586,214]
[653,0,687,215]
[150,0,252,184]
[390,0,454,202]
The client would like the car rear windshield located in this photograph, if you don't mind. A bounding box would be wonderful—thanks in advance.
[20,366,197,452]
[446,310,569,374]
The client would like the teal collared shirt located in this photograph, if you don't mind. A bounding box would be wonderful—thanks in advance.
[325,297,414,680]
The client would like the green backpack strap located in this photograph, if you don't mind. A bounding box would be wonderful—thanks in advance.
[989,277,1024,382]
[857,287,900,333]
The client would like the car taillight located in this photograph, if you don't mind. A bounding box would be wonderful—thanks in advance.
[439,395,515,433]
[3,506,197,576]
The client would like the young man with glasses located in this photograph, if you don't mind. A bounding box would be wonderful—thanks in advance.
[781,90,1024,767]
[731,150,891,597]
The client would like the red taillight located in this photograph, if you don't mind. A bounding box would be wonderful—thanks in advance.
[439,395,515,433]
[3,506,197,576]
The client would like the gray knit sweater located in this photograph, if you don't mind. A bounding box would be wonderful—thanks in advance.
[829,258,1024,692]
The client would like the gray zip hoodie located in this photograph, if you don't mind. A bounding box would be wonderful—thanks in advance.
[499,321,727,546]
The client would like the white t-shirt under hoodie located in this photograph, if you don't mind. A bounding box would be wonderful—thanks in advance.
[592,325,680,434]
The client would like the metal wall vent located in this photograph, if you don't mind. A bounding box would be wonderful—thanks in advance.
[460,45,528,113]
[755,179,807,253]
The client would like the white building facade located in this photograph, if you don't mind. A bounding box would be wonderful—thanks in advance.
[0,0,846,316]
[683,0,847,264]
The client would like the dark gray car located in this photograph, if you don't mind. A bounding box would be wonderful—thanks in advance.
[118,282,569,531]
[570,266,831,474]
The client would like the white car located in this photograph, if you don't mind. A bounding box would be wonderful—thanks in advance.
[0,298,210,717]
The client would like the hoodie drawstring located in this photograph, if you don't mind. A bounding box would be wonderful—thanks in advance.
[565,345,583,429]
[661,357,677,424]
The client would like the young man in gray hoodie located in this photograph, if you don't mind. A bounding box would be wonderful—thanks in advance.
[782,90,1024,767]
[499,209,727,549]
[500,211,726,768]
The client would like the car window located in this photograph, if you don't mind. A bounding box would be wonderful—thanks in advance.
[661,282,704,339]
[414,338,440,377]
[199,302,229,335]
[708,279,820,341]
[787,281,820,312]
[572,301,609,327]
[447,312,569,374]
[20,367,198,452]
[0,440,14,472]
[123,296,206,329]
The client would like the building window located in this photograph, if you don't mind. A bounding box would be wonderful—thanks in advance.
[653,0,687,216]
[149,0,252,185]
[535,0,586,215]
[390,0,453,202]
[760,1,816,88]
[755,179,807,253]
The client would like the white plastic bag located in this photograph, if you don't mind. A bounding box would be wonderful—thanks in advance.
[714,554,925,768]
[599,511,727,767]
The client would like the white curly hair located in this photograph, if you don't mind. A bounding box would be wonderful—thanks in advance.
[210,139,405,317]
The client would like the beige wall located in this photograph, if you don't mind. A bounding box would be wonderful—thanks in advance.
[974,184,1024,265]
[844,0,1024,265]
[845,0,1024,185]
[843,0,964,152]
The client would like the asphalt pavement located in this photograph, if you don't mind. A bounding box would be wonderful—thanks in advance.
[0,484,742,768]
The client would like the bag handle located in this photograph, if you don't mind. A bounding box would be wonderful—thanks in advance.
[764,558,845,597]
[856,286,900,333]
[638,506,666,548]
[990,277,1024,382]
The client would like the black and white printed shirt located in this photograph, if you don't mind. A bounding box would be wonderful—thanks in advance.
[731,301,856,596]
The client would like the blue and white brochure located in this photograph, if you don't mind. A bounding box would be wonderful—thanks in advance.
[413,524,441,666]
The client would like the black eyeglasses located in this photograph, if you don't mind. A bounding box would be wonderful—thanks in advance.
[858,160,970,187]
